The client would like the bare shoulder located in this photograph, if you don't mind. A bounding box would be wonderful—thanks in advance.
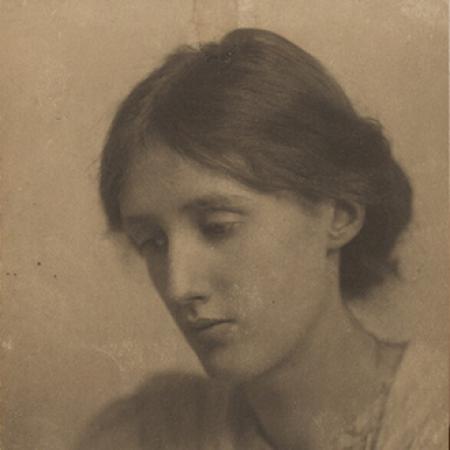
[75,371,227,450]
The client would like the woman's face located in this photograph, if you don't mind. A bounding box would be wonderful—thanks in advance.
[120,144,336,382]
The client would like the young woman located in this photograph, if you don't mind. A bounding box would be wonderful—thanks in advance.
[79,29,447,449]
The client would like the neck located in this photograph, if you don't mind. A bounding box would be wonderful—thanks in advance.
[241,278,396,449]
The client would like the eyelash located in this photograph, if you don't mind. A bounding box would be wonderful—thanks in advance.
[137,233,167,253]
[136,221,238,251]
[132,214,242,253]
[201,221,240,240]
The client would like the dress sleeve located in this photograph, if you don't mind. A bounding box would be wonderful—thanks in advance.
[74,371,224,450]
[376,341,448,450]
[410,408,448,449]
[74,396,142,450]
[409,345,449,449]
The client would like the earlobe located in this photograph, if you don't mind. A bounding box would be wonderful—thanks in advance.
[327,200,365,250]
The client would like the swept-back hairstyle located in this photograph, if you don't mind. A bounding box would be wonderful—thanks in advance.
[100,28,412,298]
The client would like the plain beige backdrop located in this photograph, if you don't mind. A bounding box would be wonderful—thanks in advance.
[1,1,448,449]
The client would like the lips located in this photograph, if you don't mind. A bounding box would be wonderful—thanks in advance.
[183,318,236,344]
[186,318,233,331]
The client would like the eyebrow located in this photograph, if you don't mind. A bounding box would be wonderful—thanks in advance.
[122,193,249,227]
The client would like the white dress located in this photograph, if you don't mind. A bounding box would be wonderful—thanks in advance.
[77,340,448,450]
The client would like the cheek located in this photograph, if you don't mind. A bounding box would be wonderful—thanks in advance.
[212,229,328,319]
[207,239,328,377]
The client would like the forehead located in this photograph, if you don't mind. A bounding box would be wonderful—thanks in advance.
[119,144,260,219]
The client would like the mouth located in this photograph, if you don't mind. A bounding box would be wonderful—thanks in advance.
[183,318,236,344]
[186,318,233,331]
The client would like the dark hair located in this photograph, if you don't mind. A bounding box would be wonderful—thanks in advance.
[100,28,412,298]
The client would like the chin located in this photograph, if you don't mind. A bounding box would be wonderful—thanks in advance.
[196,345,272,385]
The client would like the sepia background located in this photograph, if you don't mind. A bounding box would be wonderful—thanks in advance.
[1,1,448,449]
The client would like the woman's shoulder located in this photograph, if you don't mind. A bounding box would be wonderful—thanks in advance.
[377,340,448,449]
[75,371,234,450]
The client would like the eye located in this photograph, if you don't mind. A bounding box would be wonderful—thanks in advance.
[127,226,168,254]
[199,210,244,241]
[201,221,240,240]
[139,232,168,253]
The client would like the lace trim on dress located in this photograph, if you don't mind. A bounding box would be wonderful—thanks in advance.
[334,381,390,450]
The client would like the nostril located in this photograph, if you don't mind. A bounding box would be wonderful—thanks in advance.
[164,285,208,306]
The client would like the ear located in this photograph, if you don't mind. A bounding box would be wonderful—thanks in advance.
[327,200,365,251]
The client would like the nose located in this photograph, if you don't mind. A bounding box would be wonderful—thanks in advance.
[160,235,209,307]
